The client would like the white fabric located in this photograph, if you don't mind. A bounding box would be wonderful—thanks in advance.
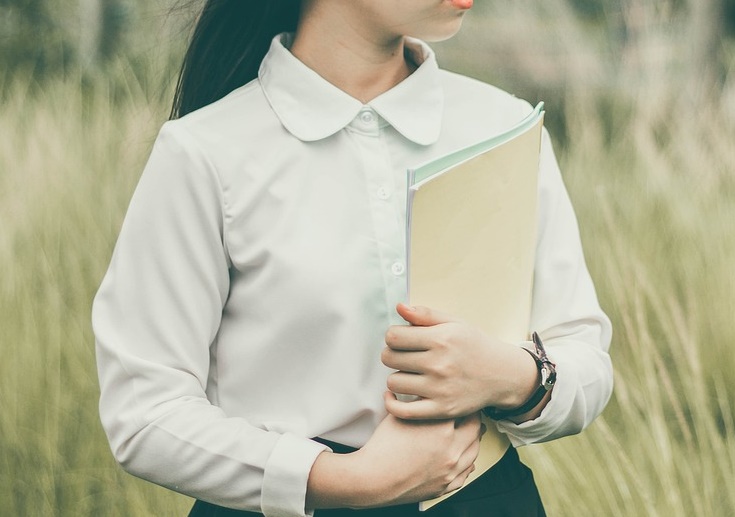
[93,34,612,517]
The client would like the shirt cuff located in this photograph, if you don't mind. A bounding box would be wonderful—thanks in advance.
[260,433,330,517]
[494,347,584,446]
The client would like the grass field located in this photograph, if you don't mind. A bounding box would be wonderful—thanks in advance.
[1,2,734,515]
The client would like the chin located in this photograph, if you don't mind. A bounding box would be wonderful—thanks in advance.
[414,20,466,43]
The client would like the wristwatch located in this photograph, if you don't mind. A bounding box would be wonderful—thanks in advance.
[483,332,557,420]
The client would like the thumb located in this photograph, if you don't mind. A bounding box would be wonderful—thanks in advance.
[396,303,457,327]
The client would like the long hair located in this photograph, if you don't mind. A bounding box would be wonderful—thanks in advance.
[170,0,301,119]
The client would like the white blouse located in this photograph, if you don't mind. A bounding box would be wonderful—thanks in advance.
[93,34,612,517]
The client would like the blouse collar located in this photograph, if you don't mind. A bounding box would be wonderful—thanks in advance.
[258,33,443,146]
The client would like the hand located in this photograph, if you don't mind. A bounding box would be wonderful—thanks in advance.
[306,406,484,509]
[382,303,539,420]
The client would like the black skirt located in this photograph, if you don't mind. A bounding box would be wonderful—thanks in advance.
[189,441,546,517]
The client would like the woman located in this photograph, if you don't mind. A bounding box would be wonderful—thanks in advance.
[93,1,613,515]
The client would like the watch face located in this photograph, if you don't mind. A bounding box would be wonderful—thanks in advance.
[541,366,556,390]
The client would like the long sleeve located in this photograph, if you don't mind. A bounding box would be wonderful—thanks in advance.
[92,123,327,517]
[494,129,614,445]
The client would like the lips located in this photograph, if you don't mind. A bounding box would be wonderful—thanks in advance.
[449,0,473,9]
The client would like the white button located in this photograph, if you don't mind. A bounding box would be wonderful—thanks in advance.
[376,186,391,200]
[391,262,405,276]
[359,110,375,125]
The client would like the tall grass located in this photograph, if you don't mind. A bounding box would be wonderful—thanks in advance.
[523,96,735,515]
[1,1,734,515]
[0,67,191,515]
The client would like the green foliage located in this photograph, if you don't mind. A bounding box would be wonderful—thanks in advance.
[0,0,74,75]
[0,0,168,81]
[0,66,192,515]
[523,92,735,516]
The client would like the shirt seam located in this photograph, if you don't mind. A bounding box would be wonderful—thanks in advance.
[165,122,231,408]
[173,122,232,268]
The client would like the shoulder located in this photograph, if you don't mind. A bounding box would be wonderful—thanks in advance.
[437,69,534,139]
[162,79,286,173]
[174,79,269,133]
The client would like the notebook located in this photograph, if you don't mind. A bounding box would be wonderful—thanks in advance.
[405,103,545,510]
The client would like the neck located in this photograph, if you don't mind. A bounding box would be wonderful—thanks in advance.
[290,3,416,103]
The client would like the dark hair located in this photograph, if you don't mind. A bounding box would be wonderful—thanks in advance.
[171,0,301,119]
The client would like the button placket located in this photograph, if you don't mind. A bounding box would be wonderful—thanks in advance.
[351,117,407,318]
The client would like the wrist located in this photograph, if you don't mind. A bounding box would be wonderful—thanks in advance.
[511,345,541,408]
[491,344,540,410]
[306,449,387,510]
[306,451,363,509]
[484,332,557,421]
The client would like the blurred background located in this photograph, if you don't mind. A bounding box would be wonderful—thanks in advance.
[1,0,734,515]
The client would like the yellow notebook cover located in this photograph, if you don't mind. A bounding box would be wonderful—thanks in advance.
[405,103,545,511]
